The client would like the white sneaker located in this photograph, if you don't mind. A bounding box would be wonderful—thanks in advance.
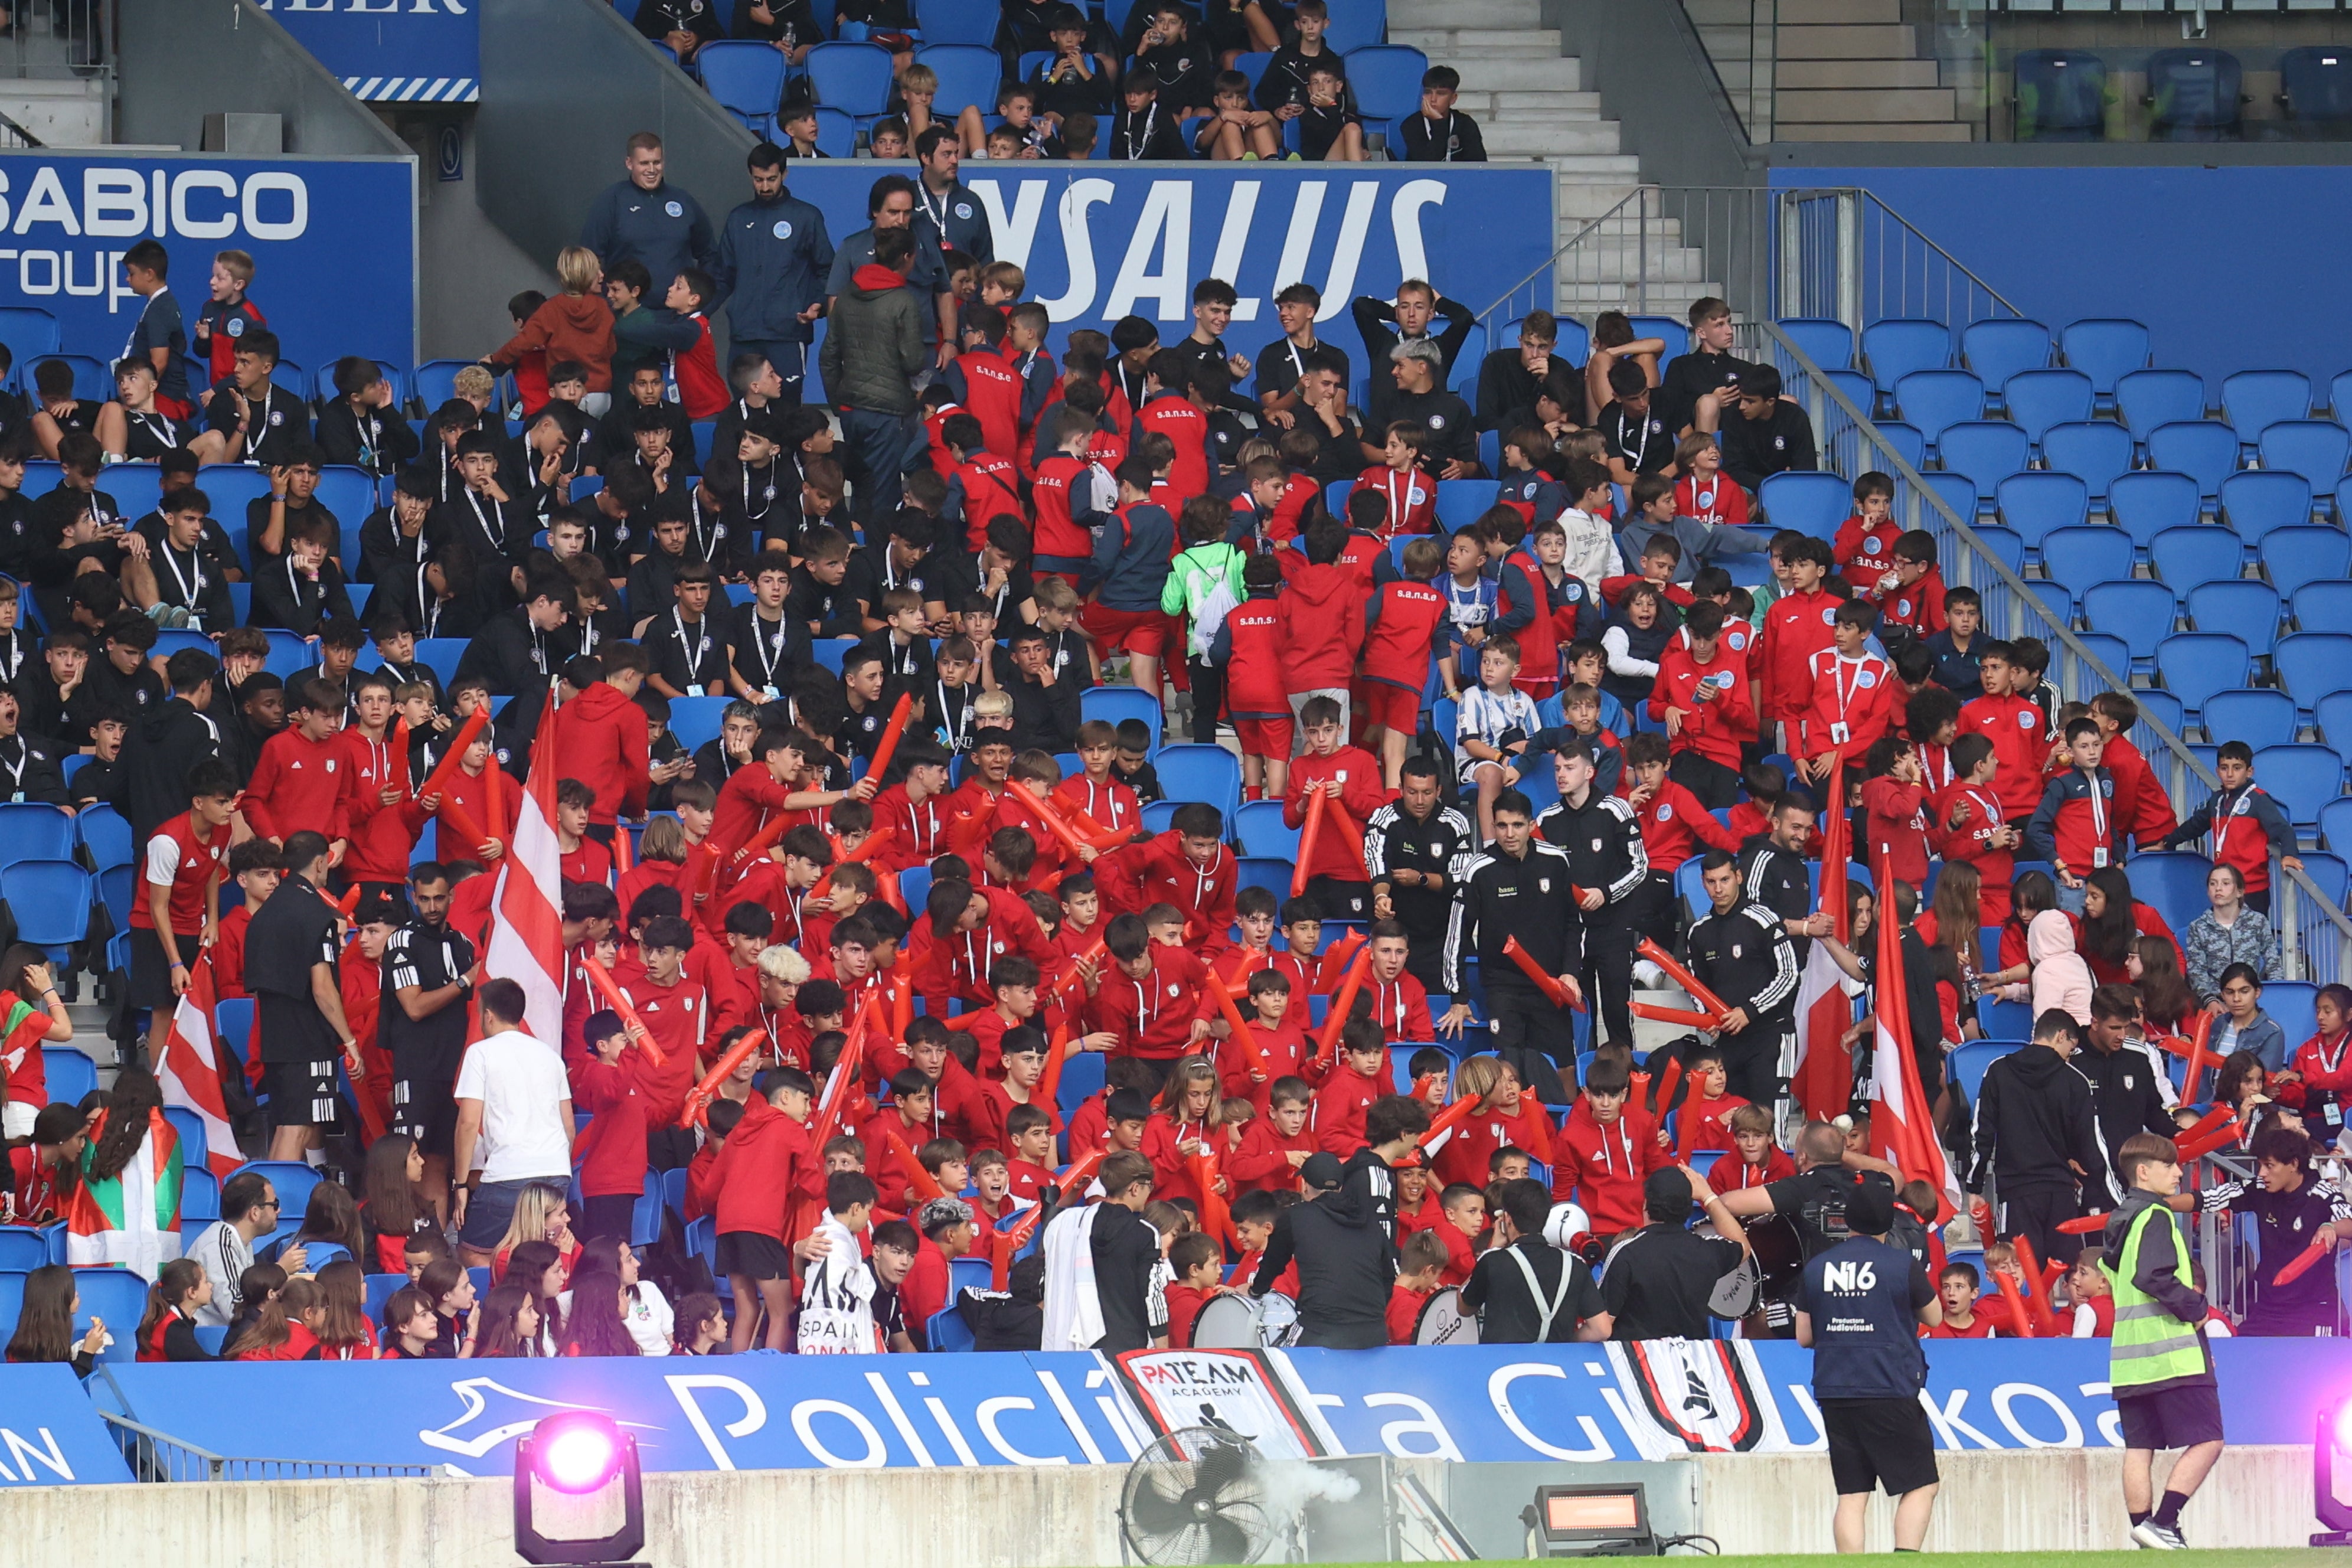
[2131,1520,2185,1551]
[1632,959,1666,989]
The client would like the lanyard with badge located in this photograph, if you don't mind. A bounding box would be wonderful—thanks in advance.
[2210,788,2250,865]
[0,634,19,685]
[690,492,726,564]
[2083,772,2110,867]
[2317,1030,2351,1127]
[241,388,276,461]
[917,184,954,249]
[162,542,205,621]
[0,736,24,802]
[749,612,786,700]
[673,609,714,691]
[743,460,774,523]
[938,680,973,751]
[132,411,177,455]
[1124,104,1156,158]
[465,489,504,557]
[1827,656,1870,745]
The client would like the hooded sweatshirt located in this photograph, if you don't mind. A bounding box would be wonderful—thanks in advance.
[1278,560,1367,696]
[549,681,651,825]
[1965,1039,2102,1195]
[491,293,616,392]
[1551,1097,1666,1234]
[711,1093,823,1240]
[2007,907,2093,1026]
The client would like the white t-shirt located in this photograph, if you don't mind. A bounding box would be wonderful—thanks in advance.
[452,1028,573,1184]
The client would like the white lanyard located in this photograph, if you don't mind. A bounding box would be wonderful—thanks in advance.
[528,621,549,677]
[161,541,204,611]
[673,610,713,681]
[0,736,24,795]
[1125,104,1155,157]
[465,489,502,555]
[241,389,274,460]
[0,635,19,684]
[743,461,773,521]
[1381,468,1413,537]
[750,611,787,692]
[2318,1030,2350,1077]
[1830,657,1867,721]
[917,182,952,243]
[1287,339,1309,383]
[2083,770,2108,855]
[132,411,177,452]
[938,681,972,750]
[2211,789,2250,860]
[690,493,724,562]
[1609,407,1647,466]
[356,409,382,469]
[285,555,309,610]
[1437,112,1456,160]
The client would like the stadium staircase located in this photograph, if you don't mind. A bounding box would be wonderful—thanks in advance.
[1681,0,1975,142]
[1390,0,1723,323]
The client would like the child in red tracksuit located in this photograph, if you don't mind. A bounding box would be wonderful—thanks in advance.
[1623,733,1740,869]
[242,688,352,848]
[1141,1060,1224,1205]
[1282,696,1387,923]
[1429,1055,1556,1189]
[1859,737,1935,891]
[1795,600,1896,783]
[1929,734,2018,926]
[1389,1230,1449,1344]
[1213,557,1292,802]
[1279,540,1368,727]
[1958,643,2049,825]
[1032,413,1108,578]
[1553,1062,1666,1244]
[1753,540,1837,750]
[1358,538,1449,790]
[1218,970,1317,1109]
[667,282,730,419]
[567,1014,656,1239]
[1090,912,1219,1065]
[1350,424,1437,538]
[1830,472,1899,591]
[712,1073,824,1352]
[1670,1045,1747,1155]
[945,326,1029,473]
[1312,1021,1391,1158]
[1226,1075,1318,1193]
[1056,721,1142,839]
[1110,812,1239,959]
[941,413,1023,551]
[2024,717,2121,891]
[1648,601,1755,805]
[1863,531,1946,643]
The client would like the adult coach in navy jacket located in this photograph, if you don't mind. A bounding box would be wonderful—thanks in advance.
[580,132,716,297]
[713,143,835,406]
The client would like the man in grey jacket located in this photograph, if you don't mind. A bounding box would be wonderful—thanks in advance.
[820,224,926,526]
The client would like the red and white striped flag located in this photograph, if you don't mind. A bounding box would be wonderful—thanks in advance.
[155,953,240,1180]
[486,692,567,1047]
[1867,842,1962,1220]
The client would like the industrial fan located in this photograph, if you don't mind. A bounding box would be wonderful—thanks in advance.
[1118,1427,1278,1566]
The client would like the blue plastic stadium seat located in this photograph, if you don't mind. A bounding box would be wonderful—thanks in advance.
[2147,48,2244,141]
[162,1105,210,1175]
[2060,319,2151,401]
[73,1270,148,1363]
[916,45,1005,116]
[2001,368,2092,448]
[1152,744,1242,823]
[913,0,998,45]
[231,1160,323,1225]
[2252,743,2343,828]
[2294,580,2352,636]
[811,106,858,157]
[2259,421,2351,504]
[2220,370,2312,439]
[2324,794,2352,853]
[2261,525,2348,599]
[1080,686,1163,749]
[805,41,895,115]
[0,803,75,869]
[2116,369,2206,443]
[1994,471,2088,552]
[2219,470,2314,546]
[1962,318,2053,394]
[2184,580,2281,657]
[1342,44,1427,141]
[1233,799,1299,858]
[698,41,788,137]
[0,306,60,370]
[1860,318,1952,396]
[2147,525,2240,589]
[1435,478,1500,530]
[1973,526,2025,576]
[1873,421,1926,473]
[2040,422,2134,507]
[2127,852,2217,936]
[4,861,87,954]
[1778,318,1854,370]
[2145,422,2241,502]
[1893,370,1984,447]
[1322,0,1387,54]
[2154,632,2251,718]
[2201,688,2299,750]
[2278,633,2352,715]
[1235,856,1290,904]
[1936,423,2029,505]
[2281,45,2352,125]
[665,695,731,753]
[41,1045,97,1105]
[2025,580,2075,629]
[2038,527,2132,589]
[2108,471,2201,553]
[1920,471,1981,525]
[1757,471,1849,540]
[2013,50,2107,141]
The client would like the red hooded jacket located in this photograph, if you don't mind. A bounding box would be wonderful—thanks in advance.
[552,682,651,825]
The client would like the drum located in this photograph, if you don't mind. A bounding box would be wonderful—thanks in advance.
[1255,1292,1300,1348]
[1188,1292,1262,1349]
[1413,1286,1479,1345]
[1746,1213,1807,1299]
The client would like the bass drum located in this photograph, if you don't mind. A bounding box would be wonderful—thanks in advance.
[1413,1286,1479,1346]
[1187,1291,1302,1349]
[1256,1292,1301,1347]
[1746,1213,1807,1300]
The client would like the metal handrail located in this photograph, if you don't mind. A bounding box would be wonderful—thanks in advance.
[1473,184,1652,340]
[97,1411,439,1484]
[1758,319,2352,982]
[1846,188,2028,321]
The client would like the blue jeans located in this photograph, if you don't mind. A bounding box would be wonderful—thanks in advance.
[837,407,922,527]
[2055,881,2088,915]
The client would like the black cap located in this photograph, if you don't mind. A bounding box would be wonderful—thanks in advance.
[1844,1179,1893,1237]
[1643,1167,1692,1220]
[1299,1152,1345,1191]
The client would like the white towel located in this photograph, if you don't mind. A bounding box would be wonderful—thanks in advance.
[1041,1202,1107,1352]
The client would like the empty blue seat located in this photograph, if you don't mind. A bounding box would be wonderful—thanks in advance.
[2073,632,2132,684]
[1825,369,1878,420]
[2218,469,2313,545]
[1973,525,2026,576]
[2128,851,2217,936]
[1937,423,2030,504]
[1920,471,1981,525]
[2038,526,2133,587]
[811,106,858,157]
[2201,688,2299,750]
[665,695,731,753]
[2108,470,2203,551]
[2262,525,2349,599]
[2146,422,2242,501]
[2252,743,2343,827]
[916,44,1005,116]
[2135,687,2187,744]
[2282,45,2352,125]
[231,1161,322,1224]
[0,803,75,868]
[2147,48,2245,141]
[42,1045,97,1104]
[2062,318,2151,400]
[1893,370,1985,446]
[913,0,998,44]
[1322,0,1387,53]
[2043,420,2135,503]
[1779,318,1854,370]
[2155,632,2251,717]
[2083,580,2177,667]
[2324,792,2352,852]
[1152,745,1242,823]
[2118,369,2207,442]
[1994,471,2089,550]
[2259,421,2350,502]
[2013,50,2108,141]
[2147,525,2242,589]
[1435,478,1500,530]
[2221,370,2312,438]
[2,861,87,953]
[1758,471,1850,540]
[2184,580,2281,656]
[1861,318,1952,396]
[698,41,788,137]
[804,41,895,115]
[1235,857,1290,905]
[73,1270,148,1363]
[0,306,59,370]
[2295,580,2352,636]
[1963,318,2054,394]
[162,1105,210,1175]
[1233,800,1299,859]
[2002,368,2092,447]
[2277,633,2352,714]
[1873,421,1927,473]
[2300,852,2351,911]
[2026,580,2076,628]
[1342,45,1428,139]
[1080,686,1163,749]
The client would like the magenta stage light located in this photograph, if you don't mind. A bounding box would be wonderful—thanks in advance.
[514,1412,645,1567]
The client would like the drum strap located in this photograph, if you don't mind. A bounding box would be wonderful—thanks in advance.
[1506,1245,1576,1341]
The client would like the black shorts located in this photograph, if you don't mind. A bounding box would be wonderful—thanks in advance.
[391,1073,459,1158]
[716,1230,793,1282]
[1305,875,1371,923]
[2115,1382,2224,1452]
[263,1056,342,1129]
[128,926,201,1012]
[1820,1397,1939,1497]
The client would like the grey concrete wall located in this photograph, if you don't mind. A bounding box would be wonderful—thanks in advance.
[1548,0,1762,190]
[378,111,560,364]
[2,1443,2323,1564]
[115,0,410,159]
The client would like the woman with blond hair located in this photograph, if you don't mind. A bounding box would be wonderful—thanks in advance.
[485,246,615,409]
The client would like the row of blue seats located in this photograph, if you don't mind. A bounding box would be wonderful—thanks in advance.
[642,0,1379,50]
[1872,365,2339,448]
[1863,417,2346,508]
[2010,46,2352,142]
[1786,315,2286,405]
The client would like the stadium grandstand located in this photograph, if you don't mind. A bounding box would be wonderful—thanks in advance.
[0,0,2350,1562]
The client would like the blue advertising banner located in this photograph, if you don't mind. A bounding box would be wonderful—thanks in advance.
[0,1365,135,1486]
[773,164,1551,352]
[80,1338,2340,1481]
[0,152,417,381]
[254,0,479,103]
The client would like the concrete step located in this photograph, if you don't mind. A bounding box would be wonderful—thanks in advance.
[1390,27,1564,54]
[1772,120,1975,141]
[1452,89,1605,116]
[1776,57,1940,89]
[1418,54,1582,91]
[1553,246,1717,283]
[1773,23,1922,59]
[1557,285,1723,317]
[1482,120,1628,156]
[1778,0,1904,22]
[1390,0,1544,28]
[1774,86,1959,122]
